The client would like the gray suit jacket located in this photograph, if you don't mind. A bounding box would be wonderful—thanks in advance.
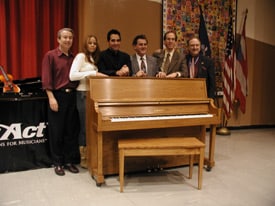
[131,54,158,77]
[153,49,188,77]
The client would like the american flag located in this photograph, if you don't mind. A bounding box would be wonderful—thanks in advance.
[234,9,248,114]
[222,6,235,119]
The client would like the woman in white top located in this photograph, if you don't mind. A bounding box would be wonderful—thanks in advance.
[70,35,107,168]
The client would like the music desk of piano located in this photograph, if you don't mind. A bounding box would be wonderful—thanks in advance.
[86,77,221,186]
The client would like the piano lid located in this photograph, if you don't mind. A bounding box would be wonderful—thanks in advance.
[88,77,208,103]
[0,77,46,100]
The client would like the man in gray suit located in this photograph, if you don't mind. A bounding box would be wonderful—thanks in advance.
[131,34,158,77]
[153,30,188,78]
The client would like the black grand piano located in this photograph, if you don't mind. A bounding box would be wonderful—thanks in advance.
[0,77,46,99]
[0,77,52,173]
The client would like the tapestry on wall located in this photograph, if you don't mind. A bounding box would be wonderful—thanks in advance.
[162,0,236,95]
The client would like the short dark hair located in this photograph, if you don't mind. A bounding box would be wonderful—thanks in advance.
[163,30,177,41]
[132,34,148,46]
[107,29,121,41]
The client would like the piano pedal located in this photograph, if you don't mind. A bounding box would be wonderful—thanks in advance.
[157,164,163,171]
[147,163,162,173]
[152,164,161,172]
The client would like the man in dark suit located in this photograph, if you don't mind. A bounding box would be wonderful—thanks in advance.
[186,37,216,99]
[153,30,188,78]
[131,34,158,77]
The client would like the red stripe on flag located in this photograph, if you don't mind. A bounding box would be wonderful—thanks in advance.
[222,6,235,119]
[235,10,248,114]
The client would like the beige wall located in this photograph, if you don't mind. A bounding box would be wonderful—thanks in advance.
[79,0,275,127]
[237,0,275,46]
[78,0,162,54]
[227,38,275,127]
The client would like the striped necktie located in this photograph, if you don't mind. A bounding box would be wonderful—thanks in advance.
[140,57,146,72]
[162,53,170,73]
[190,57,195,78]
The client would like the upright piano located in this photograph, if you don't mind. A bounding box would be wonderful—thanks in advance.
[86,77,221,186]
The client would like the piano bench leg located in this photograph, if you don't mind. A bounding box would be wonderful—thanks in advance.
[119,149,125,192]
[198,147,205,190]
[189,155,194,179]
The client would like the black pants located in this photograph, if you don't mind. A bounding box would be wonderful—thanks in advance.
[47,91,80,166]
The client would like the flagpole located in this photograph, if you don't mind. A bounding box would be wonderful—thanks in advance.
[216,96,231,135]
[217,0,236,136]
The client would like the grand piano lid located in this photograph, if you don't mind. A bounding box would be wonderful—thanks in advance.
[0,77,46,100]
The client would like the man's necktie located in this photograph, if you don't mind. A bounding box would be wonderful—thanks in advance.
[162,53,170,73]
[190,57,195,78]
[140,57,146,72]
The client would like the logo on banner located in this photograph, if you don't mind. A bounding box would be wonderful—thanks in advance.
[0,122,48,147]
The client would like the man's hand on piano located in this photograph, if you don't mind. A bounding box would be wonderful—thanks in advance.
[135,70,147,77]
[166,72,178,78]
[117,65,130,76]
[156,71,167,78]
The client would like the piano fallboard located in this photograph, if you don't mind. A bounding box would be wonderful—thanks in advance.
[96,115,219,131]
[93,99,220,131]
[110,114,214,122]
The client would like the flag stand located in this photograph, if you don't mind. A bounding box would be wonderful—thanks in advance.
[217,113,231,135]
[215,97,231,135]
[217,127,230,135]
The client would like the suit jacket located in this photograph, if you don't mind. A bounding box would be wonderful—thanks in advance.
[186,54,216,98]
[131,54,158,77]
[152,49,188,77]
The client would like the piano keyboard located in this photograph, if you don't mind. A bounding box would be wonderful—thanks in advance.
[111,114,213,122]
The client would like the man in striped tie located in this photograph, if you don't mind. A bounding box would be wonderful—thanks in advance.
[130,34,158,77]
[153,30,188,78]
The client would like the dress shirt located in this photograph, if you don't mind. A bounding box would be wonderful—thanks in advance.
[136,54,147,72]
[42,47,78,90]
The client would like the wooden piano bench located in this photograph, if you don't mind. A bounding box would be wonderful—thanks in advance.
[118,137,205,192]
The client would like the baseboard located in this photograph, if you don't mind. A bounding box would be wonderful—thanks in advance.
[223,125,275,130]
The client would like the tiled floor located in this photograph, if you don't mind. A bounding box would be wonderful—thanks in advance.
[1,128,275,206]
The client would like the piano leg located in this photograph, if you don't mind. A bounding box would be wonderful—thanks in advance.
[95,133,105,186]
[89,131,105,186]
[205,125,216,171]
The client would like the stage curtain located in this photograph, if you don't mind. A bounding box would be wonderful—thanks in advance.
[0,0,78,80]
